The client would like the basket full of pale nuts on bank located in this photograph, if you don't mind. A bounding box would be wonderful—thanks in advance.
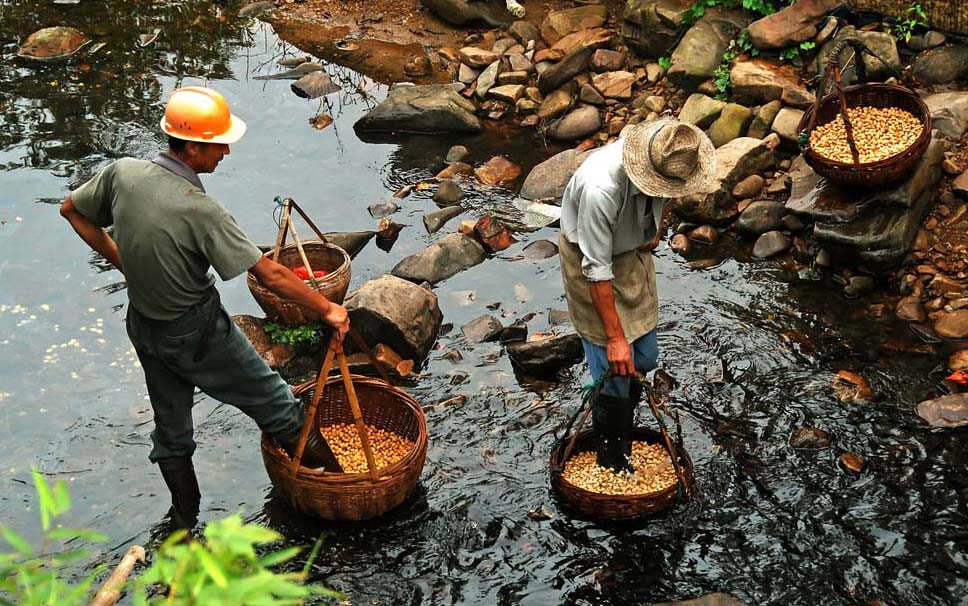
[549,379,695,521]
[797,37,932,189]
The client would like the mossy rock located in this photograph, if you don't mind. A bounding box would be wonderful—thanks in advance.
[17,26,90,62]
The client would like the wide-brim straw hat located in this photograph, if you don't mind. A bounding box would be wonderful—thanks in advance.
[623,118,717,198]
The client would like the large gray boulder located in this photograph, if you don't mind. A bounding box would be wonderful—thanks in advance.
[344,275,443,361]
[667,8,751,92]
[354,84,482,134]
[674,137,775,224]
[814,27,899,82]
[520,148,593,201]
[621,0,690,59]
[797,138,944,271]
[391,233,486,284]
[747,0,843,50]
[911,45,968,85]
[924,92,968,139]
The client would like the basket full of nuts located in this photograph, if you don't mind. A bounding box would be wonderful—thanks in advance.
[261,336,428,521]
[550,427,695,521]
[798,38,931,189]
[549,379,695,521]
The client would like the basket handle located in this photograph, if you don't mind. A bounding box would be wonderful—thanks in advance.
[639,376,688,503]
[289,334,340,475]
[806,38,865,165]
[271,198,292,262]
[335,339,381,483]
[285,214,322,290]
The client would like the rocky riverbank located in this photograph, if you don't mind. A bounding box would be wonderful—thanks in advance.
[275,0,968,424]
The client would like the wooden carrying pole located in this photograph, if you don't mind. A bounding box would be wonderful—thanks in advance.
[90,545,146,606]
[289,333,382,483]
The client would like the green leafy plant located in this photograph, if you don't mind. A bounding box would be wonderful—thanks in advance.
[658,56,671,71]
[134,516,340,606]
[713,31,756,97]
[2,472,340,606]
[263,322,328,347]
[888,1,927,42]
[0,470,108,606]
[778,39,817,62]
[682,0,791,25]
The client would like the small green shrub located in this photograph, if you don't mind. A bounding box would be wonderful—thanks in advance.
[888,1,927,42]
[263,322,328,347]
[658,56,671,71]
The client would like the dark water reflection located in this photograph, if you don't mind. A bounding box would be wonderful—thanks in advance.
[1,1,966,604]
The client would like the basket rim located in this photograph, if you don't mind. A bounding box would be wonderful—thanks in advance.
[798,82,932,169]
[263,375,428,482]
[549,426,692,503]
[246,241,351,289]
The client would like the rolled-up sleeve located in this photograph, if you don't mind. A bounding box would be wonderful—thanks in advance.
[576,185,619,282]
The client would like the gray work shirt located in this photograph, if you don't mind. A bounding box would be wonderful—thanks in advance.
[559,139,668,282]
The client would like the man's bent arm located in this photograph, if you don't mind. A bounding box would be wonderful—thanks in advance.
[249,256,349,336]
[589,280,634,376]
[60,197,122,271]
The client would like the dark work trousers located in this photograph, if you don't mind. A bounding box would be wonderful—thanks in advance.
[125,290,302,462]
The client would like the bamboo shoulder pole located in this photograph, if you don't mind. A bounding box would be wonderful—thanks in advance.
[90,545,146,606]
[336,346,381,482]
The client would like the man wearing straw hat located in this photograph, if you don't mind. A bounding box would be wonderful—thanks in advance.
[59,86,348,525]
[559,118,717,473]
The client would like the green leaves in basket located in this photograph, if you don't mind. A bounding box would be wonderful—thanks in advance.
[263,322,328,347]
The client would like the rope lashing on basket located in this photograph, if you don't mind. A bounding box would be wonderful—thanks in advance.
[272,195,287,228]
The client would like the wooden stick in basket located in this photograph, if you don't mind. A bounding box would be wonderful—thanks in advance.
[285,215,322,291]
[89,545,146,606]
[336,344,381,483]
[289,335,340,476]
[272,199,292,262]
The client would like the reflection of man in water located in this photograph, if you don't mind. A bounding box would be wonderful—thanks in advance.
[59,86,348,526]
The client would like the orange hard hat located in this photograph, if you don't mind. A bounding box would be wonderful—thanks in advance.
[160,86,246,144]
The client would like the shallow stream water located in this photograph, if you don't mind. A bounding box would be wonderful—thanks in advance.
[1,2,966,604]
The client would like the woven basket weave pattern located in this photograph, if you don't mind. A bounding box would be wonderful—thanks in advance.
[799,83,932,189]
[247,242,351,325]
[261,376,427,521]
[550,427,695,521]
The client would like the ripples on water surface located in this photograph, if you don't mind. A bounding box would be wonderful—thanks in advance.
[0,2,966,604]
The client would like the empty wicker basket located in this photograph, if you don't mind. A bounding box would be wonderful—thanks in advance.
[261,376,428,521]
[247,241,351,325]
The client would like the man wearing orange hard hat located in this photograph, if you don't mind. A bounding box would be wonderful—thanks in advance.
[60,86,348,526]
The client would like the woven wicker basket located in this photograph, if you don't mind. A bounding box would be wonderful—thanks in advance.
[261,376,427,521]
[798,83,931,189]
[550,426,695,521]
[247,242,351,325]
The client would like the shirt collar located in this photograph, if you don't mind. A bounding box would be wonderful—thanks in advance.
[152,151,205,192]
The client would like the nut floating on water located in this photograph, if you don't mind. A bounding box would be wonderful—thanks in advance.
[561,441,678,496]
[320,423,414,474]
[809,106,922,164]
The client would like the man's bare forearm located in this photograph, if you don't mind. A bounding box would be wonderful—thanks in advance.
[589,280,625,341]
[250,257,334,316]
[60,197,122,270]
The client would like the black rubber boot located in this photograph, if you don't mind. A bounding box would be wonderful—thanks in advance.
[157,456,201,528]
[276,427,344,473]
[591,389,637,474]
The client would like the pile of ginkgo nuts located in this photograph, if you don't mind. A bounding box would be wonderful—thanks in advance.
[320,423,414,473]
[809,106,922,164]
[562,441,678,495]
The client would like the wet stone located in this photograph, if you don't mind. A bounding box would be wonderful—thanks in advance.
[521,239,559,259]
[677,94,725,129]
[433,179,464,206]
[459,46,499,68]
[404,55,432,77]
[731,175,765,200]
[844,276,876,299]
[345,275,442,361]
[489,84,525,103]
[538,86,575,120]
[839,453,867,474]
[688,224,718,244]
[462,314,504,342]
[737,200,785,236]
[671,233,691,254]
[789,427,831,449]
[579,83,605,105]
[17,26,89,61]
[896,296,927,323]
[424,206,465,234]
[752,231,791,259]
[917,393,968,428]
[391,233,486,285]
[508,53,535,74]
[933,309,968,339]
[537,47,593,94]
[458,63,480,84]
[590,49,626,72]
[506,332,584,375]
[475,156,522,187]
[446,145,469,163]
[496,71,530,86]
[475,61,503,99]
[474,214,517,252]
[437,161,473,179]
[510,20,541,44]
[948,349,968,371]
[646,593,742,606]
[549,106,601,142]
